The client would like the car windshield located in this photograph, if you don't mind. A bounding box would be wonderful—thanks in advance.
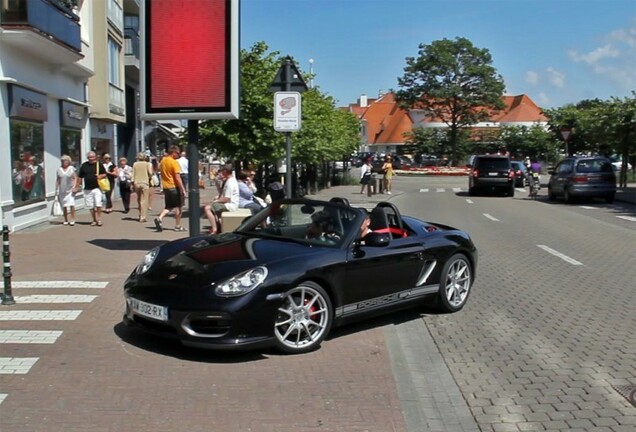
[576,159,613,173]
[236,200,362,247]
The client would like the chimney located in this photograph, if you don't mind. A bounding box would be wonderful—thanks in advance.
[358,94,368,107]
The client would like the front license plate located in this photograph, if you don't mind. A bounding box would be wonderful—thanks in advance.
[128,297,168,321]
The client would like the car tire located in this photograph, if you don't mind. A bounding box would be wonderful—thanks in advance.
[508,185,515,197]
[548,186,556,201]
[468,186,476,196]
[564,187,573,204]
[437,254,472,313]
[605,194,615,204]
[273,281,333,354]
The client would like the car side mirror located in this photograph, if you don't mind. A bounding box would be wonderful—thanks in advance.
[361,232,391,247]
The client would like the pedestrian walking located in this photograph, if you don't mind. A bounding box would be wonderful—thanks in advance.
[101,153,117,213]
[56,155,77,226]
[177,150,189,193]
[75,151,106,227]
[360,158,373,196]
[154,145,187,232]
[117,157,133,213]
[132,152,153,223]
[382,155,395,194]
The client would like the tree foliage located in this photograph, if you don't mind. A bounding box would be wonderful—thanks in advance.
[394,37,506,164]
[198,42,359,167]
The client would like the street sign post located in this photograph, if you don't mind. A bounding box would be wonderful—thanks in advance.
[270,57,308,198]
[561,128,574,156]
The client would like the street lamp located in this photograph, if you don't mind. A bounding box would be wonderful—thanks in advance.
[308,58,314,88]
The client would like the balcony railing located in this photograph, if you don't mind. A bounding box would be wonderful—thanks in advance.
[109,83,125,116]
[1,0,81,52]
[124,27,139,58]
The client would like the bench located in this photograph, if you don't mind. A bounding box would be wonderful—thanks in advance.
[220,208,253,232]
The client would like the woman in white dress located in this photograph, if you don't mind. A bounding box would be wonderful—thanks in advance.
[56,155,77,226]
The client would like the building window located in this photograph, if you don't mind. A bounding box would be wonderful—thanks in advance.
[108,36,121,88]
[10,120,45,206]
[61,128,82,170]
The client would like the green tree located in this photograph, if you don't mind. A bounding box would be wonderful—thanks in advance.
[394,37,506,165]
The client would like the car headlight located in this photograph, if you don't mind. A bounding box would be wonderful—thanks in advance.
[137,247,159,274]
[215,266,268,297]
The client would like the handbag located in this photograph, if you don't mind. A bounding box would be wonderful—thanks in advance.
[52,198,63,216]
[96,163,110,192]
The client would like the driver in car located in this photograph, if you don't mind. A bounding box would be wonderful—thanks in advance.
[305,211,340,243]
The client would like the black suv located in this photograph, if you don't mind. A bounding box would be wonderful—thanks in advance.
[468,155,514,196]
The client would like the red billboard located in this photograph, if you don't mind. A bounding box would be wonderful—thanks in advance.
[141,0,239,120]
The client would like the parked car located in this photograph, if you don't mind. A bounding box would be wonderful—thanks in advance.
[372,154,412,173]
[510,161,528,187]
[468,155,514,196]
[609,156,633,172]
[123,199,477,354]
[547,156,616,203]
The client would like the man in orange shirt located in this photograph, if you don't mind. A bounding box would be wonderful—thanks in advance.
[154,145,187,232]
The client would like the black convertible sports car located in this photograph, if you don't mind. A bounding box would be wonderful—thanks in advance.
[123,199,477,354]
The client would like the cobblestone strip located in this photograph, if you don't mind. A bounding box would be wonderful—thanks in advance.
[0,310,82,320]
[11,281,107,289]
[0,330,63,344]
[385,318,480,432]
[0,358,38,374]
[13,295,97,303]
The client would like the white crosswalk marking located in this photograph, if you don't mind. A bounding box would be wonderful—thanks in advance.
[452,187,462,192]
[0,281,107,407]
[483,213,500,222]
[0,330,63,344]
[466,199,474,204]
[617,215,636,222]
[0,310,82,321]
[436,188,445,192]
[579,206,596,209]
[14,295,97,304]
[12,281,107,289]
[0,357,38,374]
[419,188,429,193]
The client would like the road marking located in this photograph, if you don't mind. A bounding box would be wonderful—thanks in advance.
[466,199,474,204]
[617,215,636,222]
[483,213,500,222]
[579,206,596,209]
[452,187,462,193]
[12,281,107,289]
[516,188,525,192]
[0,310,82,321]
[0,357,38,374]
[0,330,63,344]
[537,245,583,265]
[13,295,97,304]
[419,188,429,193]
[436,188,445,192]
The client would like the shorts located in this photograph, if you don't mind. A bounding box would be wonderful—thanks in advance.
[84,188,103,209]
[212,202,229,214]
[163,188,182,209]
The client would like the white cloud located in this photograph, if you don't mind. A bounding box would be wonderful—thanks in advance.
[525,71,539,85]
[546,67,565,88]
[568,44,619,64]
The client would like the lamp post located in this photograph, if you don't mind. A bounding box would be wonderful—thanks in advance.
[308,58,314,88]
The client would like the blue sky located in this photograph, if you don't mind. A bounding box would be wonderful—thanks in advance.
[241,0,636,109]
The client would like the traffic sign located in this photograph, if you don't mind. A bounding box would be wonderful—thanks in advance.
[560,128,572,141]
[269,57,308,93]
[274,92,301,132]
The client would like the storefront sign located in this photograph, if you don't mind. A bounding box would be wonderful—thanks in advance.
[91,120,113,140]
[60,101,87,129]
[9,85,48,122]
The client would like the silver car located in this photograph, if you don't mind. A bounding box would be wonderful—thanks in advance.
[548,157,616,203]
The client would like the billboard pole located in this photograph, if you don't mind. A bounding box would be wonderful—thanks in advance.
[187,120,200,235]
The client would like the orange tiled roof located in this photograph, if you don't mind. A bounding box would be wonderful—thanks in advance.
[348,92,547,146]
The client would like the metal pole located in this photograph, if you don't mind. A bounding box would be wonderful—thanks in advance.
[2,225,15,305]
[284,59,293,198]
[187,120,200,235]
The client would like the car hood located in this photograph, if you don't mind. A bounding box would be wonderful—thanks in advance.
[138,232,322,285]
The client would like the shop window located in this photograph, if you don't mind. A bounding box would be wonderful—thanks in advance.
[61,128,82,170]
[10,120,45,206]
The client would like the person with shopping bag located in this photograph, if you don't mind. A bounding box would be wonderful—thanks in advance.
[75,151,107,227]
